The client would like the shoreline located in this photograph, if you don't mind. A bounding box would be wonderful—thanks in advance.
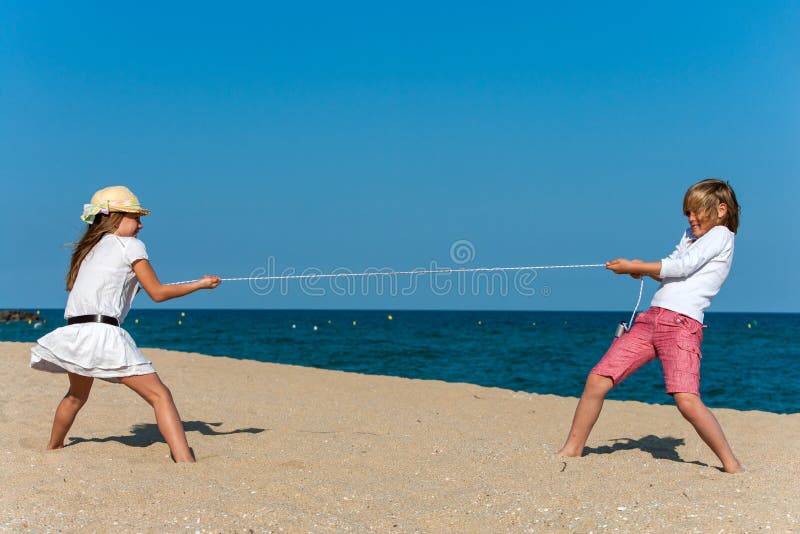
[2,341,798,531]
[9,307,799,315]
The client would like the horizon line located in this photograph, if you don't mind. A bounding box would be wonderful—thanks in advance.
[5,307,798,315]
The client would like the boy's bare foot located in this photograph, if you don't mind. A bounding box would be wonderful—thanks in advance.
[723,462,744,474]
[170,447,196,463]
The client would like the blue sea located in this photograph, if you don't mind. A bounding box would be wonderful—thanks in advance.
[3,309,798,414]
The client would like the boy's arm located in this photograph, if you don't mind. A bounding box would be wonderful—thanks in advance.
[625,259,663,281]
[606,258,662,279]
[608,227,730,281]
[659,227,731,279]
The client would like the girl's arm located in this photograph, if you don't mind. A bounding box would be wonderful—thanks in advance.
[606,258,663,281]
[133,259,221,303]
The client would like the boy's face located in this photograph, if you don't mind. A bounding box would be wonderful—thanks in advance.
[686,203,727,238]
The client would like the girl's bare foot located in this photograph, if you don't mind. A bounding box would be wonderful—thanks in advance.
[555,446,583,457]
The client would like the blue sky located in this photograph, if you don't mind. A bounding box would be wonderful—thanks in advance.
[1,2,798,311]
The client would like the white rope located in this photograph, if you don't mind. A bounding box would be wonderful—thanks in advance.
[167,262,645,326]
[628,278,645,329]
[167,263,607,285]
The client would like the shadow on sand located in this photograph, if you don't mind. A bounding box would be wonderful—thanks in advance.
[585,434,713,468]
[67,421,266,448]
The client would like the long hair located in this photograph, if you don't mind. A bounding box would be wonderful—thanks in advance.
[66,212,126,291]
[683,179,741,234]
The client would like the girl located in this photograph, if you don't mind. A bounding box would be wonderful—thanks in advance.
[557,179,743,473]
[31,185,221,463]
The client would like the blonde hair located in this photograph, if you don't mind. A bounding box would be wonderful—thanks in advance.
[66,212,127,291]
[683,179,740,234]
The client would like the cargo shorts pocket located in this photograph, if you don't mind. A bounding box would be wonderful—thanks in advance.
[675,335,702,373]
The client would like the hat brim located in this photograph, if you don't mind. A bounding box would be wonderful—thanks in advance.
[110,206,151,216]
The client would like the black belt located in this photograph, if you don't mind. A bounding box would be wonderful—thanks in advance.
[67,314,120,327]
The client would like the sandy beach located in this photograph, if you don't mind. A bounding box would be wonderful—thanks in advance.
[1,341,798,532]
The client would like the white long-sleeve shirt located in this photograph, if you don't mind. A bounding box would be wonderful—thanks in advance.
[650,225,735,323]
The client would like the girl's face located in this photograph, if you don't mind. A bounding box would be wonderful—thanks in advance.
[114,214,143,238]
[686,203,727,238]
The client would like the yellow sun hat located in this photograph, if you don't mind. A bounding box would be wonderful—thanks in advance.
[81,185,151,224]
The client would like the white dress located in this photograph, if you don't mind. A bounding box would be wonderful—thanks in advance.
[30,234,156,382]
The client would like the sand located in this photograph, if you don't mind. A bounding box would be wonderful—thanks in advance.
[1,341,798,532]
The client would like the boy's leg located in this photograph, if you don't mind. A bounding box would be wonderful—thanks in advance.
[656,310,740,472]
[119,373,195,463]
[557,373,614,456]
[48,372,94,449]
[558,310,658,457]
[673,393,742,473]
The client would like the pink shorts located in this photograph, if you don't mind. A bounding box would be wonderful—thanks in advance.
[591,307,704,395]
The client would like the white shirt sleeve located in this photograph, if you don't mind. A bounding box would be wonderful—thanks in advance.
[660,226,730,278]
[663,230,688,261]
[121,238,149,267]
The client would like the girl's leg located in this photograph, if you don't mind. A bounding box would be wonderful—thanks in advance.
[673,393,742,473]
[119,373,195,463]
[48,373,94,449]
[557,373,614,456]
